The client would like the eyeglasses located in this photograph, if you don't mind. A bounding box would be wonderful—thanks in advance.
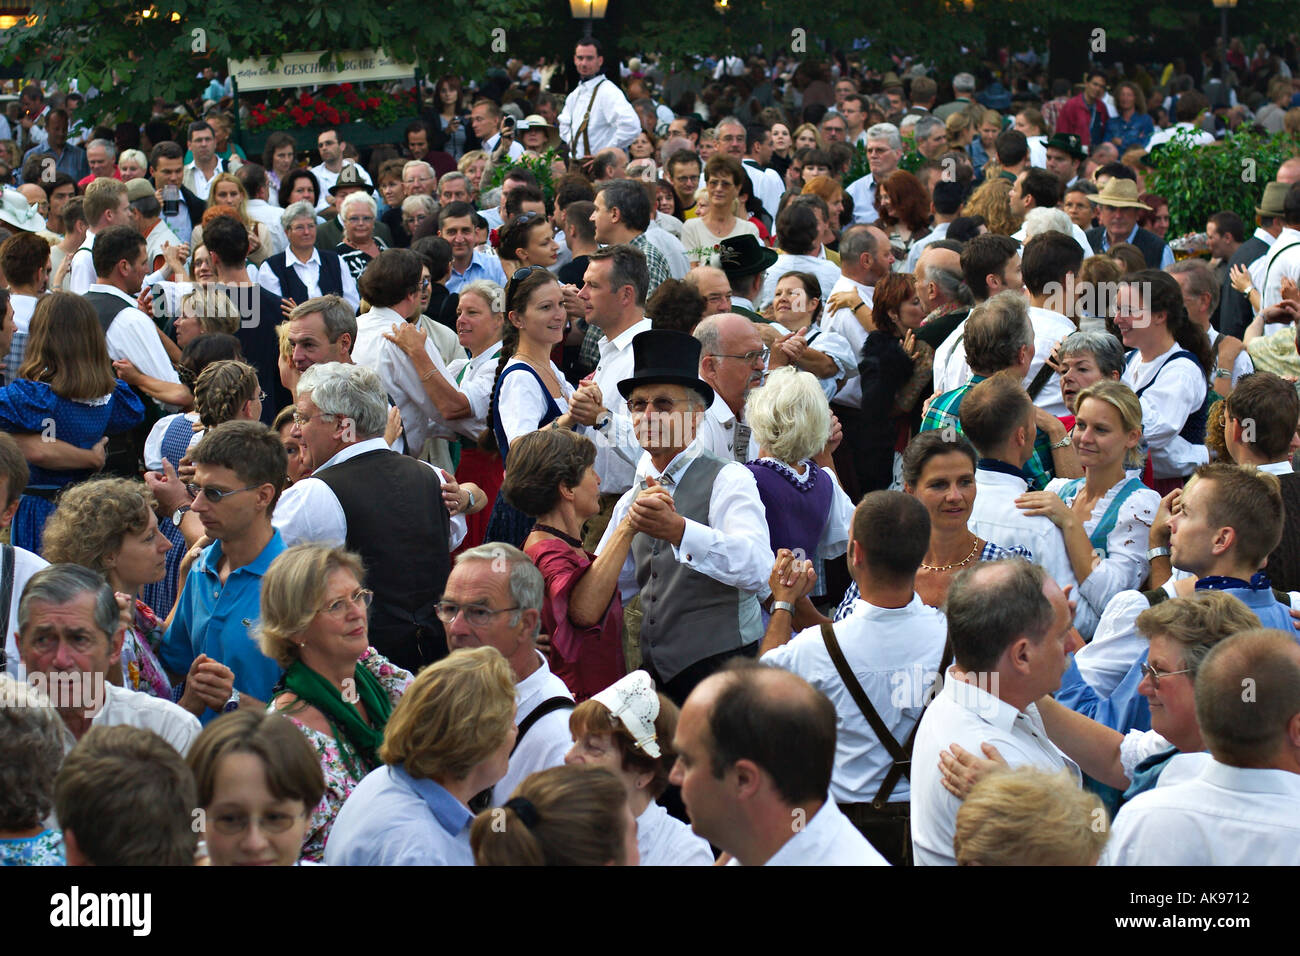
[185,483,262,503]
[711,347,769,365]
[291,411,334,427]
[513,210,541,224]
[253,389,267,403]
[319,588,373,616]
[210,810,305,835]
[434,601,521,626]
[626,396,696,414]
[1139,660,1191,689]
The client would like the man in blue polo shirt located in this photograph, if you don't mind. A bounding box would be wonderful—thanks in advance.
[160,420,288,723]
[437,200,506,294]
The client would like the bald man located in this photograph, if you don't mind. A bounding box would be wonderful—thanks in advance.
[1277,157,1300,186]
[685,266,733,319]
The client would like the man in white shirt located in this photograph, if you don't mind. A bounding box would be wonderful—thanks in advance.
[597,329,774,704]
[441,544,574,806]
[1018,231,1085,419]
[932,234,1022,395]
[758,203,842,308]
[693,313,765,463]
[761,491,948,865]
[17,564,200,757]
[911,558,1079,865]
[311,127,372,214]
[235,163,288,254]
[731,120,784,223]
[1,233,49,383]
[961,374,1078,595]
[69,177,131,295]
[670,662,888,865]
[182,120,226,202]
[846,124,903,226]
[470,99,525,164]
[823,223,894,412]
[1105,629,1300,865]
[1254,183,1300,309]
[558,38,641,158]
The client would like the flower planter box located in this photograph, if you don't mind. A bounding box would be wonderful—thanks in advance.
[239,118,418,155]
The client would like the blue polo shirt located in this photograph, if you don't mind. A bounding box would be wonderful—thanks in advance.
[161,529,286,722]
[324,765,475,866]
[446,249,508,294]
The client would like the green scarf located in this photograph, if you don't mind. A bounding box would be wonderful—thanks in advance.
[282,659,393,777]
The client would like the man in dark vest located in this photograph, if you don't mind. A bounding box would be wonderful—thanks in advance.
[84,225,182,476]
[596,329,775,706]
[1084,178,1173,269]
[272,361,469,675]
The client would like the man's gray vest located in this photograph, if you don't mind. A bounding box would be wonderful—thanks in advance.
[631,450,762,682]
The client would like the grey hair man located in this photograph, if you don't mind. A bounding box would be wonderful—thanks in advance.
[18,564,199,755]
[823,223,894,415]
[84,138,118,180]
[273,362,467,674]
[935,72,977,121]
[846,123,903,225]
[911,558,1078,865]
[437,170,471,206]
[441,542,574,805]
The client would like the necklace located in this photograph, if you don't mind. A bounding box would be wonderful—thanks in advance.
[534,523,584,548]
[920,536,980,572]
[517,354,562,396]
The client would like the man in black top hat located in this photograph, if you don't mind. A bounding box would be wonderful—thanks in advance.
[596,329,775,706]
[717,234,777,322]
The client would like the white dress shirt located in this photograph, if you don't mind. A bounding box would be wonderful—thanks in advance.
[1122,343,1207,479]
[694,390,760,463]
[496,358,575,450]
[742,159,785,222]
[642,225,690,280]
[491,652,574,806]
[310,161,372,212]
[637,800,714,866]
[726,797,889,866]
[763,593,948,804]
[845,173,880,225]
[183,157,224,201]
[558,75,642,155]
[480,133,525,162]
[823,274,875,408]
[1022,305,1079,419]
[1046,477,1158,639]
[1255,225,1300,310]
[2,546,49,680]
[11,293,38,334]
[1145,121,1215,152]
[445,340,502,440]
[905,221,950,274]
[61,682,201,757]
[1027,134,1048,168]
[588,317,652,495]
[911,670,1081,865]
[68,229,97,295]
[932,315,971,395]
[87,284,182,385]
[1104,759,1300,865]
[759,253,843,309]
[597,440,774,603]
[256,247,360,313]
[246,198,289,255]
[970,465,1078,595]
[272,437,466,549]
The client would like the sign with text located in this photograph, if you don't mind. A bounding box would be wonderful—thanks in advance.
[228,49,414,92]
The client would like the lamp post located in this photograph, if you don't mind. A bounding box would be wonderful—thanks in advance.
[569,0,609,39]
[1211,0,1237,55]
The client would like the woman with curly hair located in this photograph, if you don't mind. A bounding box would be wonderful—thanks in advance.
[962,175,1018,236]
[42,478,176,699]
[875,170,932,267]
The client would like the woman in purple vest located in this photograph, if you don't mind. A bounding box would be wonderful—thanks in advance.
[742,366,853,573]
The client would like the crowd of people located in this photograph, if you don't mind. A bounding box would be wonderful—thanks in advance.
[1,32,1300,869]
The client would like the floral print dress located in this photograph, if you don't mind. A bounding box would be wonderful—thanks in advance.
[276,647,412,863]
[0,829,65,865]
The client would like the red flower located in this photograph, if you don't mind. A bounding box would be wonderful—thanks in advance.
[367,97,380,109]
[340,82,353,93]
[345,92,360,106]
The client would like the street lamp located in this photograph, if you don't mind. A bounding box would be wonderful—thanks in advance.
[1211,0,1237,54]
[569,0,609,38]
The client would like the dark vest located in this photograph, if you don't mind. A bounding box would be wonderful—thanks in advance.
[1131,349,1207,446]
[1086,225,1168,268]
[745,458,833,560]
[1264,471,1300,593]
[264,250,346,305]
[82,290,157,478]
[315,447,451,674]
[631,451,762,682]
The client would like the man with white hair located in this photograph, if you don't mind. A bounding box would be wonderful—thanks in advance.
[846,124,902,226]
[935,73,977,121]
[401,160,437,199]
[273,361,467,674]
[77,138,119,188]
[437,171,471,206]
[913,116,949,161]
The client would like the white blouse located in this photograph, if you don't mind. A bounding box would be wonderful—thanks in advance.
[495,358,575,450]
[1047,476,1160,640]
[1121,344,1207,479]
[636,800,713,866]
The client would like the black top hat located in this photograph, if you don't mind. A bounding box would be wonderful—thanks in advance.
[717,234,779,278]
[618,330,715,406]
[1045,132,1087,161]
[328,164,375,196]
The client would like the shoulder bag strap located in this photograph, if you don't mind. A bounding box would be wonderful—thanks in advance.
[575,78,605,158]
[1262,241,1300,295]
[510,696,574,756]
[1026,357,1057,399]
[0,544,11,671]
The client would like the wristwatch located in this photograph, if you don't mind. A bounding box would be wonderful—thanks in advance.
[1050,435,1073,449]
[771,601,796,616]
[171,504,190,527]
[464,490,475,511]
[222,689,240,713]
[595,412,612,431]
[1146,546,1171,561]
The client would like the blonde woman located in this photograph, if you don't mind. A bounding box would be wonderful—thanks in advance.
[324,644,517,866]
[458,149,489,202]
[954,768,1109,865]
[191,173,272,265]
[680,154,758,267]
[1016,380,1159,638]
[260,544,414,863]
[963,176,1019,236]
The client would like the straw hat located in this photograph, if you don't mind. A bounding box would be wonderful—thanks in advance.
[1091,178,1152,210]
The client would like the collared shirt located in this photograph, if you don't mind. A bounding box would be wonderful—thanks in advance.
[589,317,652,494]
[273,437,466,550]
[2,547,49,679]
[695,390,760,463]
[68,229,98,296]
[919,381,1055,490]
[627,233,671,296]
[256,247,361,313]
[763,593,948,804]
[726,797,889,866]
[970,463,1078,592]
[1104,759,1300,865]
[446,340,502,439]
[823,273,876,408]
[558,75,642,155]
[758,253,843,310]
[1259,459,1296,476]
[310,161,373,212]
[184,157,225,201]
[598,439,774,603]
[1096,222,1175,268]
[355,305,459,449]
[22,142,89,181]
[161,530,287,721]
[491,652,574,806]
[904,220,951,274]
[3,293,40,385]
[246,198,289,255]
[61,682,201,757]
[845,173,880,226]
[1022,305,1081,419]
[86,283,182,385]
[1256,225,1300,309]
[912,670,1081,865]
[742,159,785,222]
[637,800,714,866]
[446,249,508,294]
[1122,343,1207,479]
[324,764,475,866]
[481,133,525,161]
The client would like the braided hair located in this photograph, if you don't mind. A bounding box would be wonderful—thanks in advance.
[193,359,259,428]
[480,266,561,454]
